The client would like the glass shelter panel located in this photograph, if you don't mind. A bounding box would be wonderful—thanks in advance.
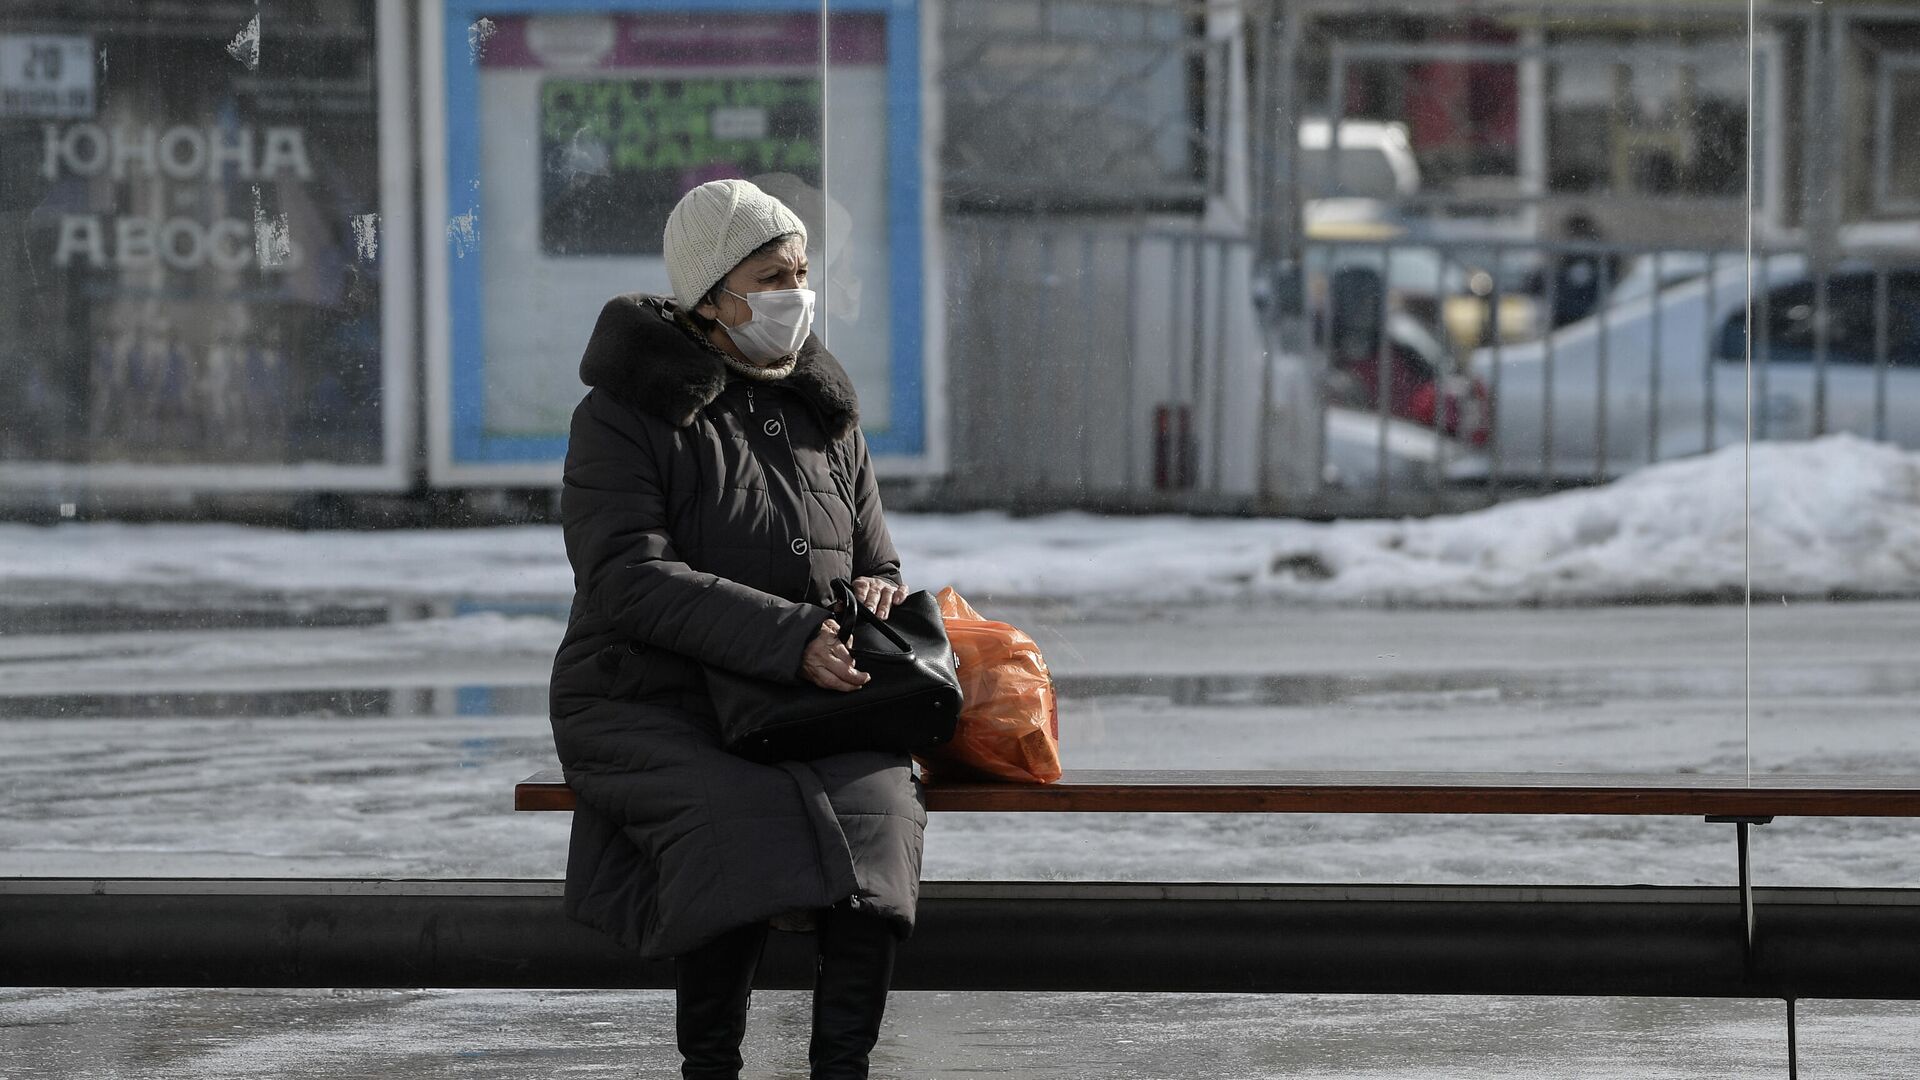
[28,0,1920,1076]
[1747,4,1920,890]
[0,0,409,488]
[0,0,1790,893]
[924,0,1757,889]
[427,0,884,481]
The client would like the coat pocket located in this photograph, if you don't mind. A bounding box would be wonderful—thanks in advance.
[597,641,650,700]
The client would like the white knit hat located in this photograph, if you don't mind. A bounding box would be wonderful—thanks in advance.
[663,179,809,311]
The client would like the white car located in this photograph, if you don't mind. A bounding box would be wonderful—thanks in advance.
[1604,251,1740,310]
[1264,347,1486,498]
[1321,405,1483,495]
[1457,255,1920,481]
[1297,119,1421,200]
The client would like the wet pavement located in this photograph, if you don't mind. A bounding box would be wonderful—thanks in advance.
[6,593,1920,1075]
[12,985,1919,1080]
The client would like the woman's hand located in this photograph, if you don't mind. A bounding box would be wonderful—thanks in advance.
[852,577,910,620]
[801,619,870,692]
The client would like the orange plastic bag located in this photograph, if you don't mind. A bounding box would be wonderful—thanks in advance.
[914,587,1062,784]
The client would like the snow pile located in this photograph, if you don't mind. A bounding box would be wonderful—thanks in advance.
[0,523,571,600]
[904,434,1920,606]
[1,436,1917,607]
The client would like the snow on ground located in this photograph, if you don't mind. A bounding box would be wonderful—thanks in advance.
[901,435,1920,605]
[2,436,1917,608]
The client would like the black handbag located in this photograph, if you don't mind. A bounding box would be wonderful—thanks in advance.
[709,579,963,763]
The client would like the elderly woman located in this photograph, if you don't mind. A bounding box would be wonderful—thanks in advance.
[548,179,922,1080]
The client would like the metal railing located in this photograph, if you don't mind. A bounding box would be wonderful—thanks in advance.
[1305,234,1919,504]
[942,216,1264,510]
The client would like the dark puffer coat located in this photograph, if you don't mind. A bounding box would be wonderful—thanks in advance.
[548,293,925,960]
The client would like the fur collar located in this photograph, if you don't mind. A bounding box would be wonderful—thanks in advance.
[577,293,860,439]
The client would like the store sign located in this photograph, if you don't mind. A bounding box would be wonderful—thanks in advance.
[41,124,312,271]
[0,34,94,118]
[428,0,929,483]
[540,76,822,255]
[0,2,410,488]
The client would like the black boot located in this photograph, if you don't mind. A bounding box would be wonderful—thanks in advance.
[674,921,771,1080]
[808,899,898,1080]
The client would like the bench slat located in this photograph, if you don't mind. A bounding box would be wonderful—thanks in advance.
[515,768,1920,817]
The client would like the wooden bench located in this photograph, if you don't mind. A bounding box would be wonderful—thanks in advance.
[516,767,1920,817]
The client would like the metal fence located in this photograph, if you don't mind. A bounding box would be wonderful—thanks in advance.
[1242,1,1920,515]
[935,224,1920,515]
[1305,235,1919,503]
[940,217,1268,510]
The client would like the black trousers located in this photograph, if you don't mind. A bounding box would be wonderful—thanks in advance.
[674,900,898,1080]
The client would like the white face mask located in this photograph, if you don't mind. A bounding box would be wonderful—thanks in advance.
[721,286,816,364]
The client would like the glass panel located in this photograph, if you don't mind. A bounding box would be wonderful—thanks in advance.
[1748,6,1920,890]
[0,1,1773,889]
[0,3,400,477]
[0,0,830,879]
[453,5,833,455]
[923,0,1755,887]
[0,0,420,875]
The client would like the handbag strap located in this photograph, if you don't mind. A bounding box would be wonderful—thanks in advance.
[830,578,917,659]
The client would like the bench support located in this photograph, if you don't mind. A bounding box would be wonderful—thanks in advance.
[1787,998,1799,1080]
[1707,815,1774,959]
[1708,814,1791,1079]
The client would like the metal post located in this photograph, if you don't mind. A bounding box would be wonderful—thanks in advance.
[1757,246,1772,441]
[1431,249,1451,509]
[1125,232,1141,493]
[1707,814,1773,959]
[1252,0,1320,509]
[1875,266,1890,442]
[986,224,1013,490]
[817,0,831,340]
[1080,229,1098,491]
[1170,235,1188,411]
[1189,236,1207,492]
[1649,250,1665,464]
[1804,13,1835,438]
[1704,255,1720,452]
[1787,997,1800,1080]
[1518,25,1548,241]
[1317,240,1339,498]
[1038,228,1059,491]
[1328,54,1346,198]
[1248,0,1274,238]
[1211,239,1230,494]
[1540,251,1560,491]
[1739,819,1754,954]
[1813,266,1829,437]
[1376,245,1394,508]
[1489,249,1505,486]
[1595,254,1612,481]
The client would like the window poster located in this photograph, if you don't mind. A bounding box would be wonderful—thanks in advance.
[0,0,412,492]
[539,75,825,256]
[426,0,932,484]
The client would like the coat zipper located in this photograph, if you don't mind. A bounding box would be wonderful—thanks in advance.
[746,386,756,414]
